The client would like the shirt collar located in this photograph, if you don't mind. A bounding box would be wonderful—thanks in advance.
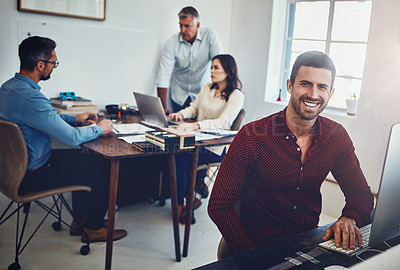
[14,73,41,91]
[274,107,322,140]
[179,27,203,43]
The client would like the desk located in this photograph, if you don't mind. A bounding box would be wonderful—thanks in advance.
[83,126,234,270]
[194,223,400,270]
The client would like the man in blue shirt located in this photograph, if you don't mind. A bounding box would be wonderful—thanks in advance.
[0,36,127,242]
[156,6,224,114]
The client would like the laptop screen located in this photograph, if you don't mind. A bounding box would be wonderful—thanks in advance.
[133,92,169,128]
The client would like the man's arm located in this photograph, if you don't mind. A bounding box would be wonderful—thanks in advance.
[208,126,258,254]
[25,94,103,146]
[208,29,224,59]
[156,37,176,114]
[157,87,171,115]
[324,126,374,249]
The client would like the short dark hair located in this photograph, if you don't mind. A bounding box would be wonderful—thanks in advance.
[290,51,336,90]
[18,36,56,71]
[178,6,200,22]
[211,54,242,101]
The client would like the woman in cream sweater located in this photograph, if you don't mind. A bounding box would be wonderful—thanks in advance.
[170,54,244,223]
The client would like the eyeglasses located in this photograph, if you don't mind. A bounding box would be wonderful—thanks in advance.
[40,59,59,68]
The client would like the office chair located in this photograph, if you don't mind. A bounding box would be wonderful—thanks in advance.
[0,120,91,270]
[195,108,246,196]
[183,108,246,224]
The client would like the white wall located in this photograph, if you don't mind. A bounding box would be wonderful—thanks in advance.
[0,0,232,109]
[0,0,232,207]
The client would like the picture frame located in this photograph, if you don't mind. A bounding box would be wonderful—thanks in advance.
[18,0,106,21]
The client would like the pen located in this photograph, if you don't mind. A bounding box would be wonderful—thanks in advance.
[113,127,120,133]
[200,130,221,135]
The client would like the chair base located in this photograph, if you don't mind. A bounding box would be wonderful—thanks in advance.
[0,194,90,269]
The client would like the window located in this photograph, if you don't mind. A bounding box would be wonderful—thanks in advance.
[267,0,372,110]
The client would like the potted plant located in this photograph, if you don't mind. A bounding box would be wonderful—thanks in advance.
[346,93,359,116]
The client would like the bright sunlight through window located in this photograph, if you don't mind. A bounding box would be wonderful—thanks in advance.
[277,0,372,110]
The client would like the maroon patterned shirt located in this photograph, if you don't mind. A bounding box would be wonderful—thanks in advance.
[208,109,374,254]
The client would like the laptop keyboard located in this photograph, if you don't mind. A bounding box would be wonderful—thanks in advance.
[319,223,371,256]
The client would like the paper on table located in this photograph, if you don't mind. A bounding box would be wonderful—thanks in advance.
[113,123,154,135]
[200,129,238,136]
[189,131,221,141]
[118,135,146,144]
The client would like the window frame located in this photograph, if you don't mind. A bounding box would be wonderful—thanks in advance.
[268,0,371,111]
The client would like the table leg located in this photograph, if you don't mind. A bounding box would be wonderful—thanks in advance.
[105,159,120,270]
[183,147,199,257]
[167,153,182,262]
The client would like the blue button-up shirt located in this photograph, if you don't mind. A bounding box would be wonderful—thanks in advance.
[156,27,223,106]
[0,73,102,170]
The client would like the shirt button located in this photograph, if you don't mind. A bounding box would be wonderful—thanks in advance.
[300,167,303,171]
[286,136,289,140]
[296,187,300,191]
[293,206,297,210]
[297,147,301,151]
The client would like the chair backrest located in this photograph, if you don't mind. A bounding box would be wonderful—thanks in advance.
[0,120,91,203]
[0,120,28,202]
[231,108,246,131]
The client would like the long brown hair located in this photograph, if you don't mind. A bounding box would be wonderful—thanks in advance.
[210,54,242,101]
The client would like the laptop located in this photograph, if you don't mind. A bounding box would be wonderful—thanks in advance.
[133,92,180,128]
[319,123,400,256]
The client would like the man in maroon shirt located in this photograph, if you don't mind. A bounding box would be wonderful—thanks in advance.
[208,51,374,258]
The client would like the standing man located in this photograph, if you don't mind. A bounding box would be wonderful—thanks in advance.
[208,51,374,258]
[0,36,127,242]
[157,6,223,114]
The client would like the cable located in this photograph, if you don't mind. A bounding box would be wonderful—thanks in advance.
[383,241,392,249]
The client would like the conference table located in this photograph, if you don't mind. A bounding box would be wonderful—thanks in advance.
[82,115,235,270]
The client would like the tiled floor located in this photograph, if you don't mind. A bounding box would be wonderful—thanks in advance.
[0,194,337,270]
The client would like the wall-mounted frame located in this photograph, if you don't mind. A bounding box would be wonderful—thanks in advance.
[18,0,106,21]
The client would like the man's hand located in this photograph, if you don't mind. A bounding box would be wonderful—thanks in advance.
[96,119,114,135]
[322,216,362,250]
[76,112,98,124]
[164,108,172,115]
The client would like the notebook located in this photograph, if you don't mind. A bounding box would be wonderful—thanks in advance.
[319,123,400,256]
[133,92,180,128]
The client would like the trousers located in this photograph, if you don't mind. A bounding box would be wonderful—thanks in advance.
[19,148,110,230]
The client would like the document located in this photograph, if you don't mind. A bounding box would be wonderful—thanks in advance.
[199,129,238,137]
[113,123,154,135]
[118,135,146,144]
[189,131,221,141]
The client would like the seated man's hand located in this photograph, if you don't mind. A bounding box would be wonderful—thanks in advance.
[97,119,114,134]
[176,122,200,131]
[322,216,362,250]
[76,112,98,124]
[169,112,184,122]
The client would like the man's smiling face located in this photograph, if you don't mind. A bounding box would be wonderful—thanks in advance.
[287,66,334,120]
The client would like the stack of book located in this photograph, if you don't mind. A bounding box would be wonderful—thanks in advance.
[145,129,195,152]
[50,97,98,115]
[131,141,163,152]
